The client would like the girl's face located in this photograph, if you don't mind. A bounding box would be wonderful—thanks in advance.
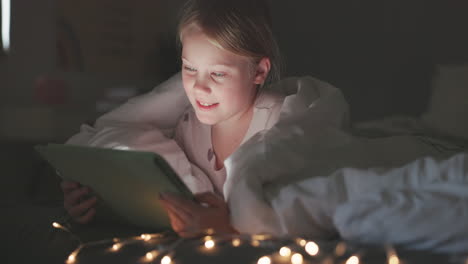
[181,27,264,127]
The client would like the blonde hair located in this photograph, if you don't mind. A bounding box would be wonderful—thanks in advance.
[177,0,281,86]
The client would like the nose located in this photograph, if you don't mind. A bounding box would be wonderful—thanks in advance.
[193,75,212,94]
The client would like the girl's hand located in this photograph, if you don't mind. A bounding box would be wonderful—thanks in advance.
[61,180,98,224]
[159,192,238,238]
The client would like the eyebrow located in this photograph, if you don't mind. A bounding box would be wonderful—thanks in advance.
[181,57,235,68]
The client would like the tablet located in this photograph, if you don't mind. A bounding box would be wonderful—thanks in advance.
[35,143,193,230]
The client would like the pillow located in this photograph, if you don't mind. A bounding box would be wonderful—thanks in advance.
[422,64,468,140]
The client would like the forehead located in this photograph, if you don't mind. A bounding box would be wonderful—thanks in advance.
[181,26,250,67]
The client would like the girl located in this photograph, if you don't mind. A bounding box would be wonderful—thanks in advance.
[62,0,285,237]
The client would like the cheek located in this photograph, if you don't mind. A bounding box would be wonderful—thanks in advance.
[182,76,193,95]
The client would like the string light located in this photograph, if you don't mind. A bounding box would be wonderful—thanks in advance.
[161,255,172,264]
[67,253,76,264]
[51,220,404,264]
[346,255,360,264]
[279,246,292,257]
[141,234,152,241]
[297,239,307,247]
[52,221,82,244]
[66,246,83,264]
[257,256,271,264]
[388,253,400,264]
[386,246,400,264]
[291,253,303,264]
[251,240,260,247]
[252,234,271,241]
[111,243,122,252]
[335,242,347,256]
[145,251,158,261]
[305,241,319,256]
[204,239,215,249]
[232,238,241,247]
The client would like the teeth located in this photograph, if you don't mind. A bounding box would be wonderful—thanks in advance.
[200,102,215,106]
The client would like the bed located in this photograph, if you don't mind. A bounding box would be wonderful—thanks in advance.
[60,71,468,264]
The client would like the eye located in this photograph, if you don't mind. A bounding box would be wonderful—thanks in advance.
[183,65,197,72]
[211,72,226,78]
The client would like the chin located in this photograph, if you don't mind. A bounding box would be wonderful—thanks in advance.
[195,112,218,125]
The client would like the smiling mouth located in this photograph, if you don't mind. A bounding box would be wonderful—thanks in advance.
[196,100,219,110]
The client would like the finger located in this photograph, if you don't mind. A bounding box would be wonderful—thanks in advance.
[160,199,192,223]
[164,206,186,232]
[195,192,226,208]
[60,181,80,194]
[64,187,90,209]
[160,193,196,215]
[75,208,96,225]
[68,196,98,219]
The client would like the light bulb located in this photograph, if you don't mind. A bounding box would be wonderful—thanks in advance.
[297,239,307,247]
[141,234,151,241]
[111,243,122,252]
[305,241,319,256]
[146,252,154,260]
[66,254,76,264]
[205,239,215,249]
[291,253,303,264]
[279,246,291,257]
[161,255,172,264]
[388,254,400,264]
[257,256,271,264]
[346,255,360,264]
[232,238,241,247]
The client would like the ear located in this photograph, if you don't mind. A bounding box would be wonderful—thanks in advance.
[253,57,271,85]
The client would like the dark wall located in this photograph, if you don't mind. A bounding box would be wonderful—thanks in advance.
[270,0,468,122]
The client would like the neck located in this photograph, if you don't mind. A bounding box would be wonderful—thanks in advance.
[213,105,254,133]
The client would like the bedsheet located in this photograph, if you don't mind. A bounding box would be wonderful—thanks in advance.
[67,73,468,253]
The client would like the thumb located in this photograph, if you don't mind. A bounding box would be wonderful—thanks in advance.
[194,192,225,208]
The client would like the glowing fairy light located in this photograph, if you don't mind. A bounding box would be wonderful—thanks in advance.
[67,253,76,264]
[251,240,260,247]
[52,222,71,233]
[297,238,307,247]
[140,234,152,241]
[346,255,360,264]
[305,241,319,256]
[146,251,158,261]
[161,255,172,264]
[257,256,271,264]
[386,246,400,264]
[279,246,292,257]
[204,239,215,249]
[66,246,82,264]
[291,253,303,264]
[335,242,347,256]
[111,243,122,252]
[146,252,154,261]
[232,238,241,247]
[388,254,400,264]
[252,234,271,241]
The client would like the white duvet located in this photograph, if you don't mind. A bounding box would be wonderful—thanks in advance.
[67,73,468,253]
